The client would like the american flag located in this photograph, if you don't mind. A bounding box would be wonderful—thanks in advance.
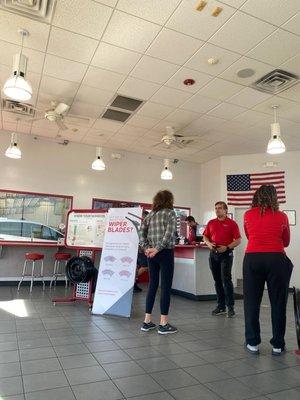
[227,171,286,206]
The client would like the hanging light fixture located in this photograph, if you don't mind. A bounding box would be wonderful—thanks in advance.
[91,147,106,171]
[267,105,286,155]
[2,29,32,102]
[161,159,173,180]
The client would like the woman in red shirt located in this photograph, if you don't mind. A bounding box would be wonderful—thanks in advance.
[243,185,293,356]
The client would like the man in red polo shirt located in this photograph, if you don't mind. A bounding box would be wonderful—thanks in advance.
[203,201,241,318]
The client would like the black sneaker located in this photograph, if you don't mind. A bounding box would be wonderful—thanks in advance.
[134,283,142,293]
[158,323,178,335]
[141,321,156,332]
[211,307,226,316]
[227,308,235,318]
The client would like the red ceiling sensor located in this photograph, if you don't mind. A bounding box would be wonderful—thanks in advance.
[183,78,195,86]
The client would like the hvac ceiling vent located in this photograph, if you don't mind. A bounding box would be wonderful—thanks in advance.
[2,99,35,117]
[110,95,143,112]
[0,0,56,23]
[251,69,299,94]
[101,109,131,123]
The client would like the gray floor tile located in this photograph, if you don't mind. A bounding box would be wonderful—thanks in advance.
[50,336,82,346]
[18,338,52,350]
[0,342,18,352]
[0,334,17,343]
[72,380,123,400]
[205,378,260,400]
[0,362,21,378]
[238,373,291,395]
[136,357,178,373]
[217,359,261,377]
[94,349,131,364]
[124,347,162,360]
[21,358,61,375]
[19,347,56,362]
[0,376,23,396]
[17,331,48,341]
[23,370,68,393]
[25,386,76,400]
[65,365,109,385]
[198,349,238,363]
[150,369,198,390]
[85,340,119,353]
[153,343,188,356]
[184,364,231,383]
[54,344,89,357]
[0,351,19,364]
[1,395,25,400]
[59,354,98,370]
[113,374,163,397]
[266,388,300,400]
[170,384,222,400]
[103,360,145,378]
[167,353,207,368]
[126,393,174,400]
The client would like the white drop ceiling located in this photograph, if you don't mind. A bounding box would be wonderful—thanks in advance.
[0,0,299,164]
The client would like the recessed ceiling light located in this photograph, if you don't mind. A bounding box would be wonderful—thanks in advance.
[237,68,255,78]
[212,6,223,17]
[207,58,219,65]
[195,0,207,12]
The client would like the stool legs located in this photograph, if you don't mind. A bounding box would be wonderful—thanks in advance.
[41,260,45,291]
[65,261,68,288]
[17,259,27,291]
[30,261,35,293]
[18,259,45,293]
[50,259,68,288]
[50,260,58,289]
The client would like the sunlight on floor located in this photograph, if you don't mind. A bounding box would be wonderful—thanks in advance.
[0,299,28,317]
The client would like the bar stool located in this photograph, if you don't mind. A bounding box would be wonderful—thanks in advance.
[18,253,45,293]
[50,253,71,288]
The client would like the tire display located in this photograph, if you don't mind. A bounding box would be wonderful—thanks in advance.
[293,287,300,350]
[66,256,97,284]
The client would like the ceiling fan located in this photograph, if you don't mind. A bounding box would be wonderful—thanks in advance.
[30,101,89,131]
[153,126,198,148]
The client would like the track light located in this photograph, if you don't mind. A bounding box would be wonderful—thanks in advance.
[5,132,22,159]
[91,147,105,171]
[267,105,286,155]
[161,159,173,180]
[2,29,32,102]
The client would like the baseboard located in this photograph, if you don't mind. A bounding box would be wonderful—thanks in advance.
[171,288,244,301]
[0,280,67,286]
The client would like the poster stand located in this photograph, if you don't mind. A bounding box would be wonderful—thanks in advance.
[293,287,300,356]
[52,209,106,308]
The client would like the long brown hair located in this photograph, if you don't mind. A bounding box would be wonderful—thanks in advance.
[252,184,279,214]
[152,190,174,212]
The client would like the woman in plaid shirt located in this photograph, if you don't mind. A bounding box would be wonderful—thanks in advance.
[139,190,178,334]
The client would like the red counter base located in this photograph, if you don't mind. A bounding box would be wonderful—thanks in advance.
[295,349,300,356]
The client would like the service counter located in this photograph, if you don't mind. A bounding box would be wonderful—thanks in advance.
[172,245,216,300]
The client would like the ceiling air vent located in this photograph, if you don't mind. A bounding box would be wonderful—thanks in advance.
[102,109,131,123]
[251,69,299,94]
[101,94,144,123]
[2,99,35,117]
[110,95,143,112]
[0,0,56,24]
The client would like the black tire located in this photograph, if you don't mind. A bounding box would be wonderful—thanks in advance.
[65,256,97,284]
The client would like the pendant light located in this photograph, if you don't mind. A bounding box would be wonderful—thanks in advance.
[91,147,105,171]
[2,29,32,102]
[161,159,173,180]
[267,105,286,155]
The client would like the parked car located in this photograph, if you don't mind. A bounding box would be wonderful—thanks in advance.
[0,219,64,243]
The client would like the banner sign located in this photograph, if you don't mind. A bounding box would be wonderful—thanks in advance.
[92,207,142,317]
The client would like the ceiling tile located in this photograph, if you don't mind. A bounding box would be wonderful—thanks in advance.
[278,84,300,103]
[53,0,112,39]
[163,109,200,126]
[39,76,79,105]
[247,29,300,66]
[209,11,275,54]
[118,77,160,100]
[146,28,203,65]
[130,56,179,84]
[117,125,148,137]
[282,12,300,36]
[91,43,141,75]
[0,10,50,51]
[185,42,241,76]
[240,0,298,26]
[69,101,104,119]
[93,0,117,6]
[232,109,270,126]
[180,93,221,113]
[220,56,273,86]
[165,67,213,93]
[48,27,98,64]
[166,0,236,41]
[81,136,110,146]
[92,118,123,132]
[227,87,272,108]
[103,10,161,52]
[183,115,226,134]
[117,0,181,25]
[82,66,125,91]
[75,85,114,106]
[150,86,192,107]
[253,96,296,115]
[137,102,174,119]
[44,55,88,83]
[280,54,300,76]
[218,0,247,7]
[198,78,243,100]
[127,114,160,129]
[208,102,246,119]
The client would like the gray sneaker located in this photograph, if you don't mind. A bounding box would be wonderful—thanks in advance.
[211,307,226,316]
[141,322,156,332]
[227,308,236,318]
[158,323,178,335]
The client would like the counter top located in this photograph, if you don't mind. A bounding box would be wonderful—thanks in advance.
[0,241,65,247]
[175,244,208,249]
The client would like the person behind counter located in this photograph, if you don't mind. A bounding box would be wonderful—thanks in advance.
[243,185,292,356]
[203,201,241,318]
[185,216,198,243]
[134,210,149,293]
[139,190,178,335]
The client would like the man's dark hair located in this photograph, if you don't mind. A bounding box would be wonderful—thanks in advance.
[215,201,228,211]
[185,216,195,223]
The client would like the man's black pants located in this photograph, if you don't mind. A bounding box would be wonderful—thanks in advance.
[243,252,293,349]
[209,250,234,309]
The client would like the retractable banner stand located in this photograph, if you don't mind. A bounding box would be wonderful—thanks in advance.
[92,207,142,317]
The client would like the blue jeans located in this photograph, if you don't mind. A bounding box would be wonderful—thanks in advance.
[209,250,234,309]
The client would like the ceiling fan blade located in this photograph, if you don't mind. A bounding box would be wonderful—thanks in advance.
[65,114,90,126]
[56,119,68,131]
[54,103,70,115]
[180,135,199,140]
[174,142,186,149]
[152,142,163,148]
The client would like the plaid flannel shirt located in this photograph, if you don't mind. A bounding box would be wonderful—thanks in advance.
[139,208,177,251]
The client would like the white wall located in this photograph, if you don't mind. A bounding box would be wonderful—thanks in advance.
[199,157,221,224]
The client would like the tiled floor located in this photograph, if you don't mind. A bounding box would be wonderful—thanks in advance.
[0,284,299,400]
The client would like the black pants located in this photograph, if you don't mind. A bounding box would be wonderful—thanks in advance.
[243,252,293,349]
[209,251,234,309]
[145,249,174,315]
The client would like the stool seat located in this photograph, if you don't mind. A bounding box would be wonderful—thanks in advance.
[25,253,44,261]
[54,253,71,261]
